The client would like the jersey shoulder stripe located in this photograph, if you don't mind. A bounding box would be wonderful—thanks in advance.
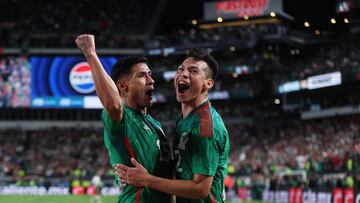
[196,103,213,137]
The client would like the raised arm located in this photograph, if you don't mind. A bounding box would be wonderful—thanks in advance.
[75,34,123,121]
[115,158,213,199]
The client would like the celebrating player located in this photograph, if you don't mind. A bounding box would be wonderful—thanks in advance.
[76,34,172,203]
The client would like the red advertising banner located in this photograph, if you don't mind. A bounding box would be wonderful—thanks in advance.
[295,188,302,203]
[215,0,269,17]
[333,188,343,203]
[72,186,85,195]
[344,188,354,203]
[237,187,249,201]
[87,186,97,195]
[203,0,283,21]
[289,187,303,203]
[289,188,295,203]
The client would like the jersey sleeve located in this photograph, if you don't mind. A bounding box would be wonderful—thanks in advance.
[101,108,126,137]
[190,116,220,177]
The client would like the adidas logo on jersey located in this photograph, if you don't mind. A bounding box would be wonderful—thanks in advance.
[143,125,150,130]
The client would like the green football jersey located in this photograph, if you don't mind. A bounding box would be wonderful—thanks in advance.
[174,100,230,203]
[102,106,172,203]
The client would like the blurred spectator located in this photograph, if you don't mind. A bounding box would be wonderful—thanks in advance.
[0,56,31,107]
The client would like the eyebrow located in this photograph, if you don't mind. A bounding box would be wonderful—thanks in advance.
[188,66,200,70]
[135,70,151,76]
[178,64,200,70]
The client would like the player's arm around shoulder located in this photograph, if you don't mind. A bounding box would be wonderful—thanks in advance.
[115,158,213,199]
[145,173,213,199]
[75,34,123,121]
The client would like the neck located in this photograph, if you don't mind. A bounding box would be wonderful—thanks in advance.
[181,94,208,118]
[125,99,147,115]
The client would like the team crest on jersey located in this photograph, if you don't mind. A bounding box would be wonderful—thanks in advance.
[69,62,95,94]
[178,132,189,150]
[143,124,150,130]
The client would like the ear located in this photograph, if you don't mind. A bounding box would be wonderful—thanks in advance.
[117,80,129,93]
[202,78,214,92]
[206,78,214,89]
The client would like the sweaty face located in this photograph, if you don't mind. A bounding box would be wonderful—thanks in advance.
[126,63,155,108]
[174,58,209,104]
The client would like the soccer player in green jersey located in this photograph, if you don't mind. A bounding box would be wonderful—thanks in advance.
[75,34,172,203]
[116,49,230,203]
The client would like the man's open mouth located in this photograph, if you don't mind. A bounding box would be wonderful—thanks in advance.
[145,89,154,96]
[178,82,190,93]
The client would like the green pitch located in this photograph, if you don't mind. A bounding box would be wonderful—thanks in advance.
[0,195,265,203]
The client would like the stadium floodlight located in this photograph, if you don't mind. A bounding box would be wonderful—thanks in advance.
[270,11,276,17]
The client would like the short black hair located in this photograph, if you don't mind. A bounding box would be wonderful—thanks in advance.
[187,48,218,80]
[111,56,148,83]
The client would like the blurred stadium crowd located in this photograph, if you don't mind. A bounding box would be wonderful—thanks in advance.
[1,114,360,194]
[0,0,156,48]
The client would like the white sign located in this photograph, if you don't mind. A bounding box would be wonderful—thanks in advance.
[278,81,301,93]
[307,72,342,90]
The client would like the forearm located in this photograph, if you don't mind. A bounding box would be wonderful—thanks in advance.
[145,175,209,199]
[115,159,213,199]
[85,52,122,117]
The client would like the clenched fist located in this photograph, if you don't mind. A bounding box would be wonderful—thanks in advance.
[75,34,96,57]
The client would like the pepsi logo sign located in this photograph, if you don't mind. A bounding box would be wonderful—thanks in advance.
[69,62,95,94]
